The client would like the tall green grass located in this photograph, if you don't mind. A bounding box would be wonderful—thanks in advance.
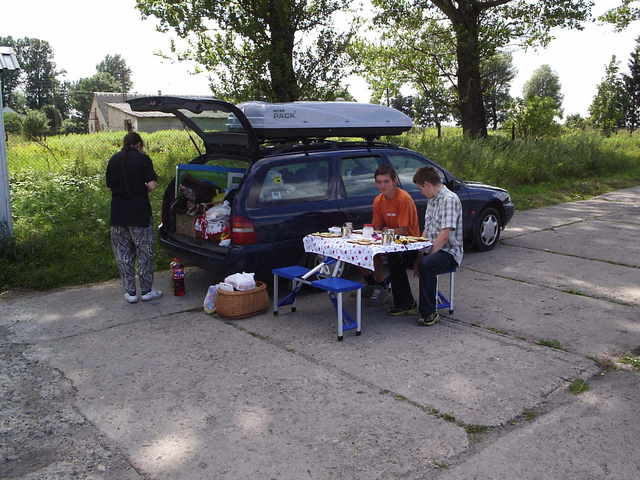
[1,128,639,292]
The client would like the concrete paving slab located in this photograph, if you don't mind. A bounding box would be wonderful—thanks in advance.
[465,245,640,306]
[232,291,596,427]
[438,370,640,480]
[2,268,216,343]
[503,219,640,268]
[595,185,640,203]
[29,313,468,480]
[450,269,640,357]
[502,199,640,240]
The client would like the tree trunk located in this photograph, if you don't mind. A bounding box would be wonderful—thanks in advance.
[436,121,442,139]
[267,0,299,102]
[453,8,487,138]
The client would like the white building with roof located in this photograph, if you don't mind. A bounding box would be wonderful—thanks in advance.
[88,92,227,133]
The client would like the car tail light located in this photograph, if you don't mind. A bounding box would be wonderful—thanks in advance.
[231,216,257,245]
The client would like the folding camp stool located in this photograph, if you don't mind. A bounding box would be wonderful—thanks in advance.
[436,267,457,314]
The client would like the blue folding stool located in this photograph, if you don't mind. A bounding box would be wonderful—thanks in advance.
[436,267,457,314]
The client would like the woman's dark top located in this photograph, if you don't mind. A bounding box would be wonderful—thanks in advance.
[106,148,158,227]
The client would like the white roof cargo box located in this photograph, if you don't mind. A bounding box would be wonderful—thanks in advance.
[235,101,413,141]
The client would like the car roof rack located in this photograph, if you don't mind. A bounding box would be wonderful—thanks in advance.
[260,139,402,157]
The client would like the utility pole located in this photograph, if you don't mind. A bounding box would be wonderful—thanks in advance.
[0,47,20,240]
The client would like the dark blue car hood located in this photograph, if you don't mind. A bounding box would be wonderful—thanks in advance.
[463,181,508,194]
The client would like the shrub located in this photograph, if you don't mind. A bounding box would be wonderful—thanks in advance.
[3,111,23,135]
[21,110,50,141]
[61,117,86,135]
[41,105,63,134]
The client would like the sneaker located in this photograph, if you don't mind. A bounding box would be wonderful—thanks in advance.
[417,312,440,326]
[124,292,138,304]
[388,303,418,316]
[141,290,163,302]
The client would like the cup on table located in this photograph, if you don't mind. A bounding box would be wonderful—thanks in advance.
[342,222,353,238]
[362,224,374,239]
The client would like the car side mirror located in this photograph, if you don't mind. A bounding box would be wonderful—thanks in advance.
[448,179,462,191]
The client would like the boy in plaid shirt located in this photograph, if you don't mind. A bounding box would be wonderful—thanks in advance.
[412,167,463,326]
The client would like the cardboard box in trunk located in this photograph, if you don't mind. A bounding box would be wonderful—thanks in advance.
[175,214,196,238]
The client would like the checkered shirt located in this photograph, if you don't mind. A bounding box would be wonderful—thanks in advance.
[423,185,463,266]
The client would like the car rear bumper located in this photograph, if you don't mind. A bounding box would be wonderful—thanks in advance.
[159,231,303,275]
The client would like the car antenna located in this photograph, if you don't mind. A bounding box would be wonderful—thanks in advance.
[184,126,202,156]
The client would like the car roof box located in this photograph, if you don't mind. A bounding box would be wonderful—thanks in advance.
[234,101,413,141]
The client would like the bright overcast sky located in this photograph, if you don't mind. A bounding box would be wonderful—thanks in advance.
[1,0,638,117]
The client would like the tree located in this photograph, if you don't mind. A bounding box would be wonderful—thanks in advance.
[599,1,640,31]
[136,0,355,102]
[508,96,562,139]
[14,37,63,110]
[523,64,563,114]
[481,52,516,130]
[622,37,640,133]
[96,54,133,93]
[69,72,120,131]
[589,56,626,136]
[41,105,62,134]
[350,41,406,106]
[52,79,72,119]
[564,113,588,130]
[374,0,591,138]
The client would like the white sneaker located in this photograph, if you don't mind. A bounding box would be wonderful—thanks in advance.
[141,290,163,302]
[124,293,139,304]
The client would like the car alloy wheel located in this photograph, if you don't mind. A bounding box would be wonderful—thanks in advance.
[474,207,501,251]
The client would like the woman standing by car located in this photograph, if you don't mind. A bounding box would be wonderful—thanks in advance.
[106,132,162,303]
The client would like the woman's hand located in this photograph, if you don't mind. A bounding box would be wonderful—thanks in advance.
[145,180,158,192]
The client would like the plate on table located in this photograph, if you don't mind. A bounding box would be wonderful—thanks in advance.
[404,236,429,242]
[311,232,342,238]
[347,239,379,245]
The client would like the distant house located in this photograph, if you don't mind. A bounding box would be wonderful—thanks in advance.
[88,92,227,133]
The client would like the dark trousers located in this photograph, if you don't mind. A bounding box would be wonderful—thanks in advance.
[388,252,417,308]
[418,251,457,317]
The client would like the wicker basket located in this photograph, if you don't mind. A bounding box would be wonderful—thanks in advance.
[216,281,270,319]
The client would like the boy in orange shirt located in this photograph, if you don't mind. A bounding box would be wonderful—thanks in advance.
[364,164,419,315]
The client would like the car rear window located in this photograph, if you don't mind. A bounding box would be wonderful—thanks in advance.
[254,159,330,206]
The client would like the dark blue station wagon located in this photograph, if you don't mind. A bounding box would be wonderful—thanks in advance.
[128,97,515,278]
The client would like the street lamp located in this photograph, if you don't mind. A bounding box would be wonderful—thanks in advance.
[0,46,20,239]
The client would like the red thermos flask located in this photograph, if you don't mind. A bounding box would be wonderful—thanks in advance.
[170,258,186,296]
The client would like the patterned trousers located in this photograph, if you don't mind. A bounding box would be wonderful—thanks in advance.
[110,226,154,295]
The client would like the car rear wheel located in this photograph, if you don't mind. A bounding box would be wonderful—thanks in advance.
[473,207,501,251]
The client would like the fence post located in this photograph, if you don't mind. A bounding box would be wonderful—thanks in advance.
[0,76,13,239]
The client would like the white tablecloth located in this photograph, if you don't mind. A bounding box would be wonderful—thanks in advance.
[303,234,432,271]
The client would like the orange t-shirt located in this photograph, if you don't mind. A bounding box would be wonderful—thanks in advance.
[372,188,420,237]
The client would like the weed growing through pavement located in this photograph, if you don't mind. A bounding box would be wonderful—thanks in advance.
[569,379,590,395]
[536,339,566,351]
[619,353,640,370]
[431,460,449,469]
